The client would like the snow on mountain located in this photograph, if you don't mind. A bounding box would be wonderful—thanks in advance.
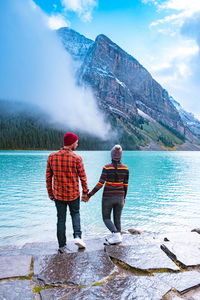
[170,96,200,136]
[57,27,93,62]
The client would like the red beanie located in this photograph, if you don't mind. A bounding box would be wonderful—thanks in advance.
[63,133,78,146]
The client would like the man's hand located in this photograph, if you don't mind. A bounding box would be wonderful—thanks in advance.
[49,195,55,201]
[81,194,89,202]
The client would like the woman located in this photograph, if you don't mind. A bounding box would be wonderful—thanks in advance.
[88,145,129,245]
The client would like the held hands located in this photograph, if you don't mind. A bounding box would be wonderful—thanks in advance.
[81,193,89,202]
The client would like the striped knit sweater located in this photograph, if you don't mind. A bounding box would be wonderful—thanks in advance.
[88,163,129,198]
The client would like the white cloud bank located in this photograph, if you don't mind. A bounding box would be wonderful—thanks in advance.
[0,0,109,138]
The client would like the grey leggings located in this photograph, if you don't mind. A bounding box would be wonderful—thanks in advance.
[102,196,124,233]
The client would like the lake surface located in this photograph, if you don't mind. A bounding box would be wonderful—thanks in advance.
[0,150,200,246]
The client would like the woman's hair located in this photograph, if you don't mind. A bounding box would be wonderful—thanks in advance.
[112,159,121,181]
[111,144,122,180]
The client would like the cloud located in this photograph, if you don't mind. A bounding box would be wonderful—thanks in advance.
[181,13,200,46]
[142,0,200,115]
[0,0,109,139]
[151,39,198,76]
[47,14,70,29]
[61,0,97,22]
[150,0,200,32]
[159,0,200,13]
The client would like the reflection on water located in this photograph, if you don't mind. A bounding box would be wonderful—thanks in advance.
[0,150,200,246]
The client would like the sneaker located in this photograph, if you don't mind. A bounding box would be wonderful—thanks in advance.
[106,232,122,245]
[58,245,68,254]
[74,237,86,249]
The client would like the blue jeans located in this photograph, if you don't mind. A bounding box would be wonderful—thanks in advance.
[55,197,82,248]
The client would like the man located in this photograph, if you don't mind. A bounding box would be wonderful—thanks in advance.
[46,132,89,253]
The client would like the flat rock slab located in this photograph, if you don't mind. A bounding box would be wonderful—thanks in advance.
[191,290,200,300]
[157,231,200,244]
[40,287,79,300]
[0,245,22,256]
[21,238,106,257]
[34,250,118,286]
[0,280,34,300]
[22,242,58,256]
[161,242,200,267]
[106,244,179,271]
[59,238,106,254]
[156,271,200,293]
[122,232,158,247]
[0,255,32,279]
[40,275,171,300]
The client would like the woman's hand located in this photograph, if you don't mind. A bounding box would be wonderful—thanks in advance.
[81,194,89,202]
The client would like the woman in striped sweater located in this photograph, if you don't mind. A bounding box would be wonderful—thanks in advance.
[88,145,129,245]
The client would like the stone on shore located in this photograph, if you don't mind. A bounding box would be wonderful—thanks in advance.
[0,255,32,279]
[1,230,200,300]
[40,275,171,300]
[161,242,200,267]
[0,280,34,300]
[157,231,200,244]
[34,250,118,286]
[105,244,180,271]
[192,228,200,234]
[155,271,200,294]
[40,287,79,300]
[127,228,142,235]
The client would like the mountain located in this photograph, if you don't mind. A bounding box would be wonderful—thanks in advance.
[57,27,200,150]
[1,28,200,150]
[79,34,184,132]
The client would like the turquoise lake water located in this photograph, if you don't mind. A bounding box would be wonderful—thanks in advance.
[0,150,200,246]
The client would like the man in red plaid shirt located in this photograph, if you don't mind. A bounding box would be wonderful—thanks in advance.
[46,132,89,253]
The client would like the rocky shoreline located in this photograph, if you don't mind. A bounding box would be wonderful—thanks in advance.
[0,229,200,300]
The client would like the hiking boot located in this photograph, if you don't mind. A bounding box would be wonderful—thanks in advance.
[58,245,68,254]
[74,236,86,249]
[105,232,122,245]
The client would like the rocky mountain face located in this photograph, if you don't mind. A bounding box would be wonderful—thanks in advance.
[57,27,93,62]
[170,97,200,137]
[57,27,200,149]
[80,34,185,134]
[58,28,185,131]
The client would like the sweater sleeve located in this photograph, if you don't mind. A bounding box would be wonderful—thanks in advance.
[46,155,54,199]
[88,167,107,197]
[123,168,129,198]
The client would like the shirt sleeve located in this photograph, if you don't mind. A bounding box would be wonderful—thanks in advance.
[46,155,54,199]
[123,168,129,198]
[77,156,88,194]
[88,167,107,197]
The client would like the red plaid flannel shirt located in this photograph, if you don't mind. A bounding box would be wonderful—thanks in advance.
[46,148,88,201]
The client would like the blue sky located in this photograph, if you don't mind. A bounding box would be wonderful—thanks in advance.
[33,0,200,118]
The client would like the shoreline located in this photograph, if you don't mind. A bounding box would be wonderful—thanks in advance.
[0,229,200,299]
